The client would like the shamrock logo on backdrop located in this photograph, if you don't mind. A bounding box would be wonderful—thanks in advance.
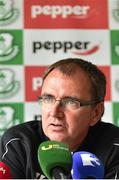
[0,106,20,136]
[115,44,119,56]
[0,0,19,25]
[0,33,19,62]
[0,68,20,99]
[116,118,119,126]
[112,0,119,22]
[115,79,119,92]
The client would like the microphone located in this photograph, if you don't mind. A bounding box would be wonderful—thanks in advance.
[0,161,12,179]
[72,151,104,179]
[38,140,72,179]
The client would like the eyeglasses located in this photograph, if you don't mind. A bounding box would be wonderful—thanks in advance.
[38,95,101,111]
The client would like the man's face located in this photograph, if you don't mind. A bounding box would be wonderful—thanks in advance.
[41,68,100,151]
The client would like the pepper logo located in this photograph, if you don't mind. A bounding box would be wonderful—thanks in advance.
[0,68,20,99]
[33,40,100,55]
[0,33,19,62]
[72,43,100,56]
[0,0,19,25]
[31,5,90,19]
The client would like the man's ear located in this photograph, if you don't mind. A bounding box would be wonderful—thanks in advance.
[90,102,104,126]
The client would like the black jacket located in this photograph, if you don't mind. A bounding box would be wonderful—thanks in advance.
[0,120,119,179]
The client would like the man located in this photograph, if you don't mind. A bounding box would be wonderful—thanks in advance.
[0,58,119,179]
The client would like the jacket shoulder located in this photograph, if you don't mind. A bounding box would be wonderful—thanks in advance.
[1,120,42,142]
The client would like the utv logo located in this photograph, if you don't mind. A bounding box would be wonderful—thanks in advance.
[80,153,100,166]
[112,0,119,22]
[0,68,20,99]
[0,0,19,25]
[0,106,20,136]
[0,33,19,62]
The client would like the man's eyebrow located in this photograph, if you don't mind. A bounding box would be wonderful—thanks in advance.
[41,94,81,101]
[61,96,81,101]
[63,96,77,99]
[41,93,54,96]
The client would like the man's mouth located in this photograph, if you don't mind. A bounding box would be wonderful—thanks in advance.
[50,123,64,130]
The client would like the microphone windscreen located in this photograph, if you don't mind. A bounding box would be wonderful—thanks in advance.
[72,151,104,179]
[0,161,12,179]
[38,140,72,179]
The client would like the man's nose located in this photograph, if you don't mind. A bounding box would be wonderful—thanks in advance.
[49,101,64,118]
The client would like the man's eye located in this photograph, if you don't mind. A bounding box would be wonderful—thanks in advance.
[43,96,54,102]
[67,100,75,104]
[65,99,77,105]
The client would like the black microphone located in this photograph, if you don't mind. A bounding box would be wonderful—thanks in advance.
[38,140,72,179]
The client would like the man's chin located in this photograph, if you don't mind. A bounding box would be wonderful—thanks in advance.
[49,135,66,143]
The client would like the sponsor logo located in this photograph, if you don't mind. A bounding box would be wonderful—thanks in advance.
[25,66,47,101]
[111,30,119,64]
[98,66,111,101]
[31,5,90,19]
[115,45,119,56]
[0,166,6,174]
[72,44,100,56]
[25,0,108,28]
[0,0,19,25]
[113,102,119,126]
[0,104,23,136]
[80,154,100,167]
[112,0,119,22]
[115,79,119,92]
[41,144,59,150]
[35,172,46,179]
[41,144,68,151]
[115,118,119,127]
[32,40,100,56]
[0,33,19,62]
[0,68,20,99]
